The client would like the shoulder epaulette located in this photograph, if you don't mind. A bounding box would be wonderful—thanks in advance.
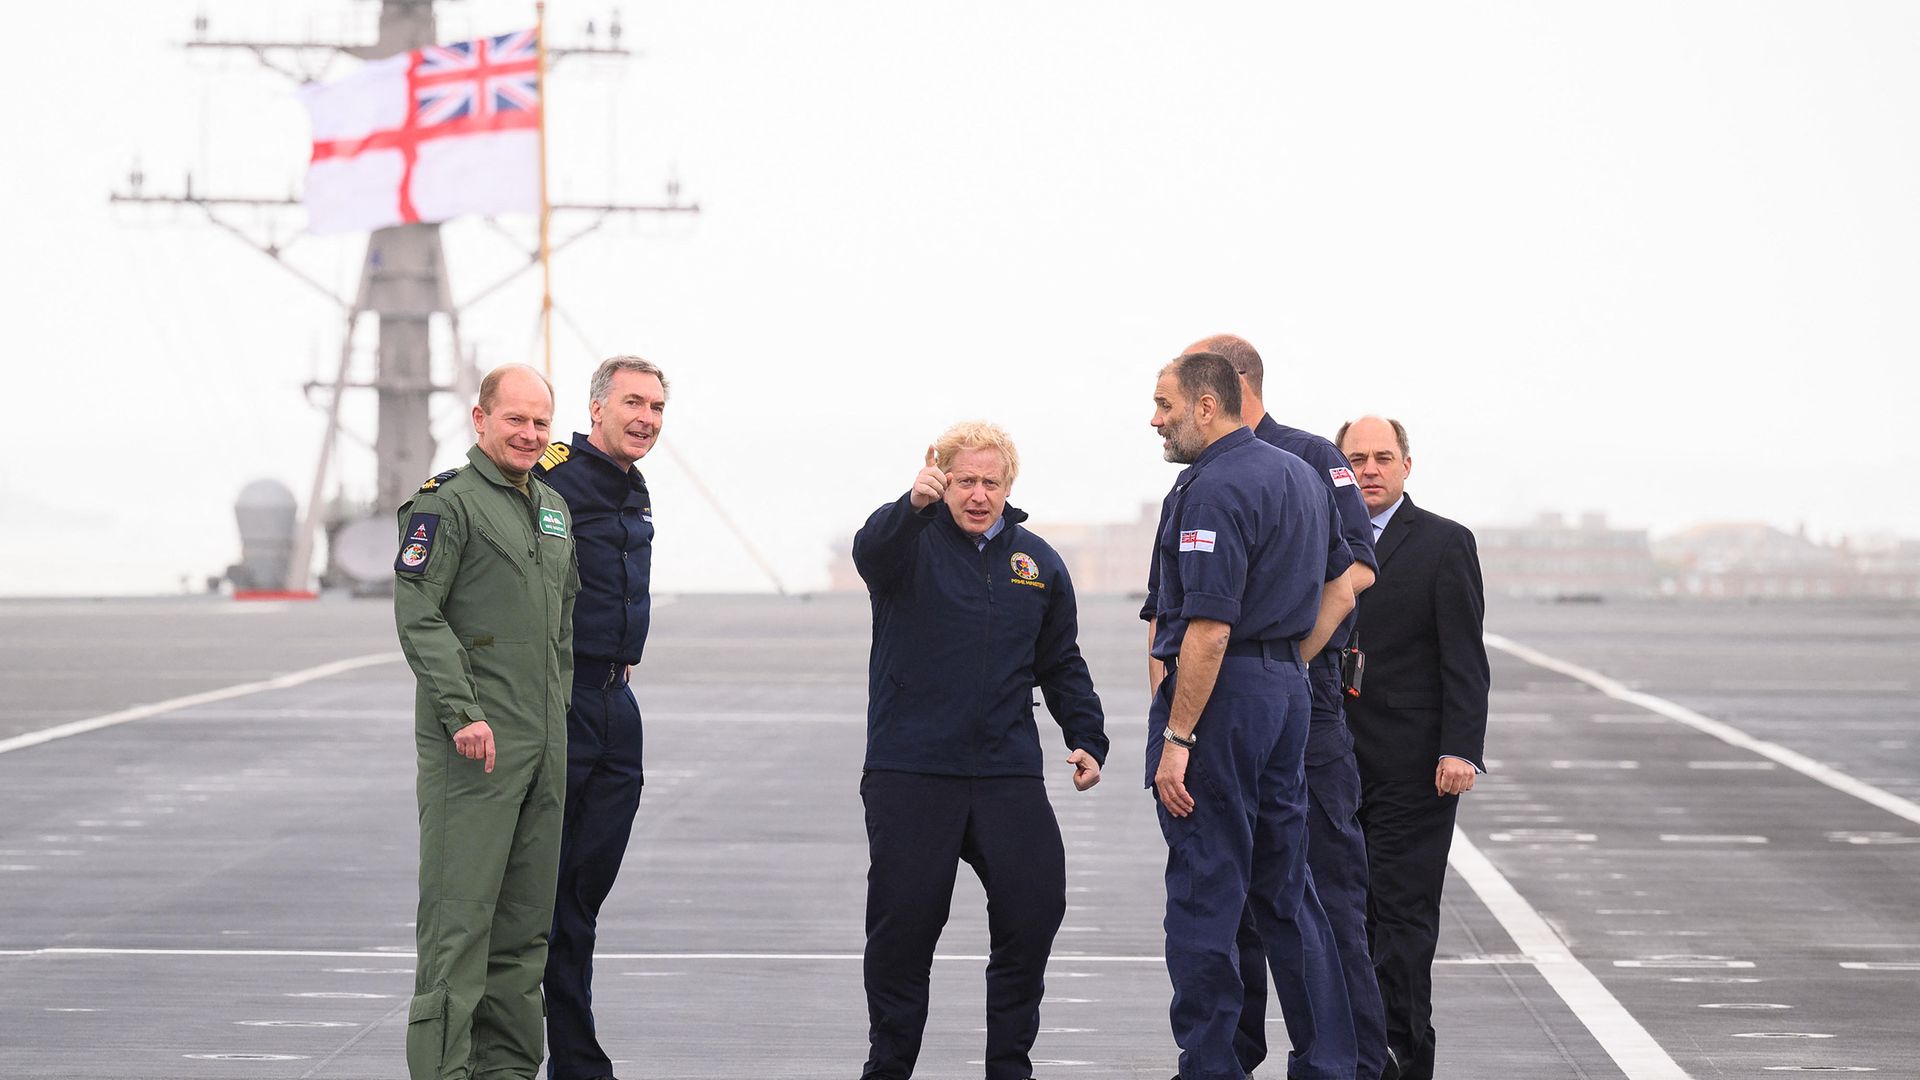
[417,468,461,494]
[538,442,572,471]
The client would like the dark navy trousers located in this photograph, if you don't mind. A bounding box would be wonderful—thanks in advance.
[1359,778,1459,1080]
[1235,662,1387,1079]
[1149,654,1357,1080]
[860,770,1067,1080]
[544,667,645,1080]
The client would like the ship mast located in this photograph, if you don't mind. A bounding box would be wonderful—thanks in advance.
[112,1,699,592]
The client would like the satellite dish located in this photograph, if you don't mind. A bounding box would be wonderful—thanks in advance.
[333,515,398,585]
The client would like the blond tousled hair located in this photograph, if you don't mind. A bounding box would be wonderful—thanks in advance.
[933,420,1020,486]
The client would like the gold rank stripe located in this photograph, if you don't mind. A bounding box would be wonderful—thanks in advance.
[540,443,571,470]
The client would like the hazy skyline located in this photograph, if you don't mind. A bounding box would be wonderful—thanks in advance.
[4,1,1916,596]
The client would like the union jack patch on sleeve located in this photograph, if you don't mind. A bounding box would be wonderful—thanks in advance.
[1178,529,1217,553]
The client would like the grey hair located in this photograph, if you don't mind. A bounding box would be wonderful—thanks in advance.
[1159,352,1244,420]
[589,355,670,405]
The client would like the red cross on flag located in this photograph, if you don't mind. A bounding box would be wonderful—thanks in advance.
[299,28,541,234]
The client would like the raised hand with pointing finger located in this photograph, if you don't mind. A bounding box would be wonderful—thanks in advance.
[908,445,950,510]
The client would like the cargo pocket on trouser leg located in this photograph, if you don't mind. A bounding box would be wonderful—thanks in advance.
[405,987,449,1080]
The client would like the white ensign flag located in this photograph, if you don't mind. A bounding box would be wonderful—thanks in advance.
[299,28,541,234]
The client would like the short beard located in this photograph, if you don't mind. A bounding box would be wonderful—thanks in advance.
[1161,410,1201,464]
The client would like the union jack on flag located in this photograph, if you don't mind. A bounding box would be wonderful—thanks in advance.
[299,25,543,233]
[414,29,541,128]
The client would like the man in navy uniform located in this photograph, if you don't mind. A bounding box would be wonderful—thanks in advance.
[852,420,1108,1080]
[533,355,667,1080]
[1185,335,1386,1080]
[1144,352,1357,1080]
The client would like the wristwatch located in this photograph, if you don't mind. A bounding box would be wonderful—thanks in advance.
[1162,725,1197,749]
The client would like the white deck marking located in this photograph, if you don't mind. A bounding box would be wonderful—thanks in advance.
[1448,828,1692,1079]
[1486,633,1920,828]
[1615,958,1755,969]
[1,947,1169,962]
[0,653,402,756]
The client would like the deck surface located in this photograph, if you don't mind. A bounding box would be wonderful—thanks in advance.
[2,593,1916,1078]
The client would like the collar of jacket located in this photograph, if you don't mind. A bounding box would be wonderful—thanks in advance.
[466,444,528,491]
[1180,424,1256,483]
[568,430,649,493]
[931,502,1029,549]
[1373,494,1422,566]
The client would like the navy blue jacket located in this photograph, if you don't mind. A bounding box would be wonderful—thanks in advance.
[1142,427,1353,660]
[853,493,1108,779]
[533,433,654,665]
[1253,414,1377,762]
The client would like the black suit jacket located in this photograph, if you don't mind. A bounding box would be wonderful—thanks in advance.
[1347,495,1490,782]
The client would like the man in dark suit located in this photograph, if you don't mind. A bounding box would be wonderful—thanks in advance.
[1334,416,1489,1080]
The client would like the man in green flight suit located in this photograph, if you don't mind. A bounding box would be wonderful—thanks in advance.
[393,363,581,1080]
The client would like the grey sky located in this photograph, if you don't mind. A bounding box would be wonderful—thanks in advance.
[3,1,1915,595]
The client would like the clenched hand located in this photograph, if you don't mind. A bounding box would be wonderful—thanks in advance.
[908,445,950,510]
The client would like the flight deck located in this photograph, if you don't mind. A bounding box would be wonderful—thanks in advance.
[2,593,1916,1078]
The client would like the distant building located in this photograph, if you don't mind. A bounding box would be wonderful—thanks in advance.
[1475,511,1657,599]
[1024,503,1160,595]
[1655,523,1920,599]
[828,508,1920,601]
[1850,537,1920,599]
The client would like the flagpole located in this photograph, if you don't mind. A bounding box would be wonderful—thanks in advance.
[535,1,554,379]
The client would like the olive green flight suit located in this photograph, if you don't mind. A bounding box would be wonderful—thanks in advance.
[394,444,580,1080]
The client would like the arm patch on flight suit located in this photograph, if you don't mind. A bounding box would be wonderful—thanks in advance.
[396,513,440,574]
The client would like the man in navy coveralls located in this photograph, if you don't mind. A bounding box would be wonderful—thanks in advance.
[533,355,666,1080]
[1143,352,1358,1080]
[852,420,1108,1080]
[1185,335,1386,1080]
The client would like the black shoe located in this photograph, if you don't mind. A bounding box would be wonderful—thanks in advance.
[1379,1047,1403,1080]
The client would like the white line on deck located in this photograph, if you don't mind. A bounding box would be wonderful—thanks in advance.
[0,653,404,757]
[1485,633,1920,828]
[1448,828,1692,1080]
[0,946,1591,967]
[0,946,1168,963]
